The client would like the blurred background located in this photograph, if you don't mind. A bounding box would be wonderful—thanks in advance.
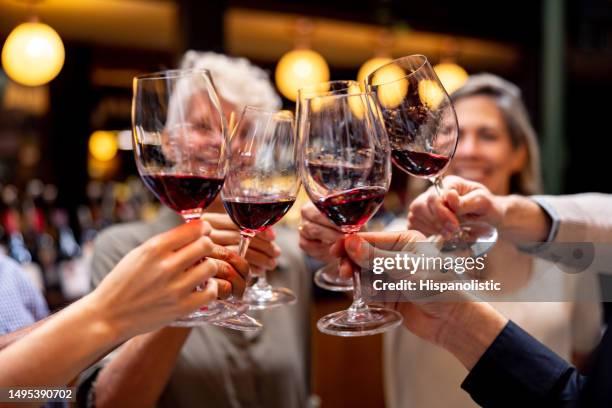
[0,0,611,405]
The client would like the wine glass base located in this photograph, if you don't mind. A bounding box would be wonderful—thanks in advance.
[314,268,354,292]
[243,286,297,310]
[213,313,263,332]
[168,300,246,327]
[437,221,498,257]
[317,307,403,337]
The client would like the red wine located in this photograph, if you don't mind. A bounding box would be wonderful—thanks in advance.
[315,186,386,232]
[223,198,295,235]
[141,174,224,215]
[392,150,449,177]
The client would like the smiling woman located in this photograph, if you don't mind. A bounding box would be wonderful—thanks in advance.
[447,73,542,196]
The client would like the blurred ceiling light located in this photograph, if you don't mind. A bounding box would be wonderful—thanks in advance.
[357,57,393,88]
[117,130,133,150]
[275,49,329,102]
[418,79,444,109]
[275,18,329,102]
[369,64,408,109]
[433,61,468,94]
[2,21,65,87]
[89,130,118,162]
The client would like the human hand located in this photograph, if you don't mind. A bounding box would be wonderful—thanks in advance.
[407,175,506,238]
[89,220,248,339]
[202,212,281,275]
[298,202,344,263]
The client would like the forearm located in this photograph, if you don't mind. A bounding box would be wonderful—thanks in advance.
[499,195,551,244]
[439,302,508,371]
[95,327,191,408]
[0,295,121,387]
[0,318,49,351]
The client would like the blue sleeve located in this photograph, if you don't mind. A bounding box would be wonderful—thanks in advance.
[461,321,586,407]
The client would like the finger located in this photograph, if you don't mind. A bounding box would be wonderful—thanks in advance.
[456,191,491,218]
[300,221,342,244]
[210,259,246,296]
[443,189,461,213]
[183,278,218,311]
[167,236,225,273]
[209,229,241,246]
[430,196,461,233]
[248,236,281,258]
[407,205,437,236]
[426,194,445,232]
[442,175,483,195]
[209,229,279,258]
[213,278,233,299]
[256,228,276,241]
[343,234,397,268]
[339,257,356,279]
[301,204,340,230]
[239,246,277,270]
[200,212,238,230]
[146,220,210,254]
[299,237,337,261]
[179,258,220,294]
[330,238,346,258]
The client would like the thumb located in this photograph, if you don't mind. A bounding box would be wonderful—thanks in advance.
[456,191,490,217]
[344,234,402,269]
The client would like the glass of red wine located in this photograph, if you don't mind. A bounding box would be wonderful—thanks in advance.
[296,80,361,292]
[222,106,299,309]
[132,69,247,327]
[300,91,403,336]
[365,55,498,256]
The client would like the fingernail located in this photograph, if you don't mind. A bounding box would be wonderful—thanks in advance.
[273,244,282,256]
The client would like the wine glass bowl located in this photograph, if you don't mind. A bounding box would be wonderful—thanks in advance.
[222,107,300,310]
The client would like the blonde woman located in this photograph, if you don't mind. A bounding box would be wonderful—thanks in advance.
[383,74,602,408]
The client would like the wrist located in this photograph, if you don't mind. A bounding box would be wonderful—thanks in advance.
[499,195,550,243]
[80,292,129,346]
[438,302,508,371]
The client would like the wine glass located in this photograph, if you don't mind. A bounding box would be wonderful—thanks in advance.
[300,91,403,336]
[365,55,498,256]
[132,69,247,327]
[222,106,299,309]
[297,81,361,292]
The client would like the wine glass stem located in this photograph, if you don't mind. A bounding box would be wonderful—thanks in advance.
[431,176,444,197]
[238,234,252,258]
[347,231,368,315]
[239,234,270,290]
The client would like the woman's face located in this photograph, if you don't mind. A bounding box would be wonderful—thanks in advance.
[447,95,526,196]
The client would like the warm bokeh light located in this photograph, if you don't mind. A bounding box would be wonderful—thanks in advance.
[275,49,330,101]
[433,62,468,94]
[369,63,409,109]
[418,79,445,109]
[89,131,118,162]
[357,57,393,88]
[1,22,65,87]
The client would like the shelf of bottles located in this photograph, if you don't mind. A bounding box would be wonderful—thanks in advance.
[0,177,159,309]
